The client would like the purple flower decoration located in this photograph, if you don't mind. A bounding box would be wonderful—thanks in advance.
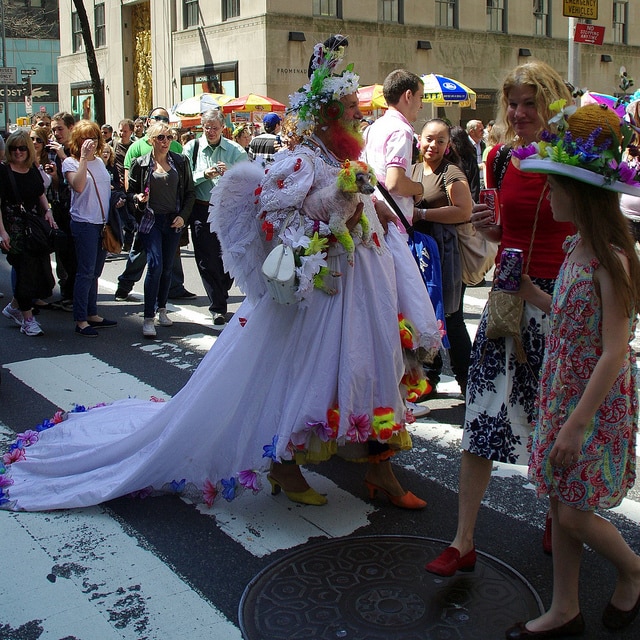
[262,435,278,461]
[238,469,260,492]
[16,430,39,447]
[307,420,332,442]
[0,474,14,488]
[511,144,538,160]
[347,414,371,442]
[221,477,237,501]
[610,159,639,185]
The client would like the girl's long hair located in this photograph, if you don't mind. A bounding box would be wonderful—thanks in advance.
[553,175,640,316]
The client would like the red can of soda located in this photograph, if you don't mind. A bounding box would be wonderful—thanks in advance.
[479,188,501,225]
[496,248,523,291]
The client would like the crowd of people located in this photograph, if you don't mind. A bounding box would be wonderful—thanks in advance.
[1,35,640,638]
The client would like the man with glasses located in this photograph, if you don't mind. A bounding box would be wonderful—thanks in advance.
[114,107,196,301]
[101,124,114,147]
[182,109,247,325]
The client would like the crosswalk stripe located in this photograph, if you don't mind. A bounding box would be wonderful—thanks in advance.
[1,506,242,639]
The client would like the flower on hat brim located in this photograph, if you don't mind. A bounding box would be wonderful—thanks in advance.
[513,102,640,194]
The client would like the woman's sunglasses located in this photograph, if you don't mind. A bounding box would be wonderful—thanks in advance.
[30,137,44,144]
[155,134,174,142]
[9,145,29,152]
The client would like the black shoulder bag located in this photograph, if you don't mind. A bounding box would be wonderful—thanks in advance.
[3,165,54,255]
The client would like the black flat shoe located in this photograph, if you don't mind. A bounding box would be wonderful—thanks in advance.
[88,318,118,328]
[505,613,585,639]
[602,591,640,631]
[75,325,98,337]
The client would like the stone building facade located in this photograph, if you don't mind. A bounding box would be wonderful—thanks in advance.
[57,0,640,127]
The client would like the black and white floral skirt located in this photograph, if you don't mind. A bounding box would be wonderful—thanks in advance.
[462,278,555,465]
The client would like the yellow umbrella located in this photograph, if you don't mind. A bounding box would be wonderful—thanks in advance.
[222,93,286,114]
[358,84,388,111]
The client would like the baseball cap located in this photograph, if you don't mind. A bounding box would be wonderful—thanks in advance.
[262,113,281,128]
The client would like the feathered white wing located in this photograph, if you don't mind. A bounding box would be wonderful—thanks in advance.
[208,161,269,302]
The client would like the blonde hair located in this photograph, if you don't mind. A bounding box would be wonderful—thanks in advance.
[6,129,36,167]
[497,61,572,145]
[146,122,172,140]
[68,120,104,160]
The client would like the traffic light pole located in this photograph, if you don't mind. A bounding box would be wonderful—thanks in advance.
[1,0,9,132]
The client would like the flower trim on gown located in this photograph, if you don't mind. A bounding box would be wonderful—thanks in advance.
[0,143,441,512]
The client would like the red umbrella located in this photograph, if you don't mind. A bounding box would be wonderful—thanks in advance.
[222,93,286,114]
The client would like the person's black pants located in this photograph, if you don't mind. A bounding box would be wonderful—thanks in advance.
[190,200,232,314]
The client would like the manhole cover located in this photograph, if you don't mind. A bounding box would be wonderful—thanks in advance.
[239,535,543,640]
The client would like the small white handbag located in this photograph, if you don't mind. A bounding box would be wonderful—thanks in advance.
[261,244,298,305]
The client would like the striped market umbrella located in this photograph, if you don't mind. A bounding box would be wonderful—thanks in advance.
[222,93,286,114]
[358,84,388,111]
[421,74,477,108]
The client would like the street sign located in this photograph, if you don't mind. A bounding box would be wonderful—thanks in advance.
[20,69,37,76]
[563,0,598,20]
[574,23,605,46]
[25,95,33,115]
[0,67,17,84]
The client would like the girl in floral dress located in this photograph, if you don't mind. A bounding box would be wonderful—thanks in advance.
[505,104,640,638]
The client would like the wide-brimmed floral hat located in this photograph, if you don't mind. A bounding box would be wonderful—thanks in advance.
[517,101,640,195]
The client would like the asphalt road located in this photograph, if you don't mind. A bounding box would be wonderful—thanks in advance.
[0,249,638,640]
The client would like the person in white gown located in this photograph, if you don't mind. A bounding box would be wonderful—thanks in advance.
[0,37,440,512]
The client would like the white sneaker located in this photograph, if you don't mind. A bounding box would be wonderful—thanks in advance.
[407,402,431,418]
[3,303,24,326]
[142,318,157,337]
[157,308,173,327]
[20,317,44,336]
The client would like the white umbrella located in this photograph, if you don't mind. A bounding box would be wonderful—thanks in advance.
[172,93,222,116]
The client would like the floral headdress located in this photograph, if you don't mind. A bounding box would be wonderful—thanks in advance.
[288,36,360,134]
[516,101,640,195]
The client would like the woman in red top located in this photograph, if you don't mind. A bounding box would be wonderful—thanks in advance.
[426,61,575,577]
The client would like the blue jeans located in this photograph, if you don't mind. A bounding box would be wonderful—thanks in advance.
[117,233,186,295]
[140,214,183,318]
[70,220,107,322]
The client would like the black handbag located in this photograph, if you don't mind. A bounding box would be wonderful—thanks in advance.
[23,210,55,254]
[3,167,54,255]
